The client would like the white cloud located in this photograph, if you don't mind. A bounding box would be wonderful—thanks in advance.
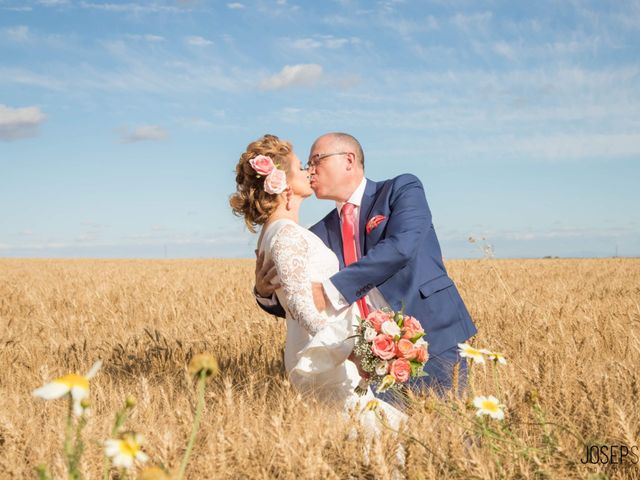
[124,34,165,42]
[185,35,213,46]
[78,2,189,13]
[290,38,323,49]
[0,104,46,141]
[512,132,640,161]
[289,35,354,50]
[450,11,493,33]
[119,125,168,143]
[493,41,516,60]
[259,64,323,90]
[2,6,32,11]
[226,2,245,9]
[467,226,638,242]
[4,25,30,42]
[380,15,439,38]
[38,0,69,5]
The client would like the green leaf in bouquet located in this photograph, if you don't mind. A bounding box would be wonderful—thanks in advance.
[410,360,426,377]
[410,331,426,342]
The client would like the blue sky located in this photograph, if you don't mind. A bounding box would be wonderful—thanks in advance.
[1,0,638,259]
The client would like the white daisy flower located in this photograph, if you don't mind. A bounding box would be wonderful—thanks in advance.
[104,433,149,469]
[487,351,507,365]
[33,360,102,416]
[473,395,505,420]
[457,343,486,364]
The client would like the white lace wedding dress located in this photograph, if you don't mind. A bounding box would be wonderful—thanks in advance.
[258,218,406,432]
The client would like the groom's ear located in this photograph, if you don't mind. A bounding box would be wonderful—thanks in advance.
[345,152,357,171]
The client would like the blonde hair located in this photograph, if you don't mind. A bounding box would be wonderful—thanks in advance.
[229,134,292,233]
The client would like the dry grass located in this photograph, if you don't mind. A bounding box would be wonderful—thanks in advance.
[1,258,639,479]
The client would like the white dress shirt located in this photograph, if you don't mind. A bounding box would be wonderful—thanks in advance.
[321,177,390,313]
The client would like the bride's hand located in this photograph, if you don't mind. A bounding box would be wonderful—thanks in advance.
[254,250,280,297]
[312,282,327,312]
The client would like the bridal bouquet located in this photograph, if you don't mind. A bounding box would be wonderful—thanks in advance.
[353,308,429,395]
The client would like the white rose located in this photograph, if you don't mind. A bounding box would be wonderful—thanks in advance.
[381,320,401,337]
[375,361,389,376]
[415,337,428,349]
[364,327,377,342]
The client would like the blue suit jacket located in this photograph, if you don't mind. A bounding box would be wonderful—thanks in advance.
[260,174,477,357]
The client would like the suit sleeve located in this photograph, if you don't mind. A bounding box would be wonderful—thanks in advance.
[329,174,431,305]
[255,290,287,318]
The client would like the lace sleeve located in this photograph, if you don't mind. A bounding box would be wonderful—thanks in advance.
[271,224,327,335]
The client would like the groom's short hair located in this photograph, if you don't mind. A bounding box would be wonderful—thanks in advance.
[328,132,365,169]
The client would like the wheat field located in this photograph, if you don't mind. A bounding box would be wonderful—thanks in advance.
[0,258,639,479]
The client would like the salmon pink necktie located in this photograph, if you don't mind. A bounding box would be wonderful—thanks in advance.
[340,202,370,319]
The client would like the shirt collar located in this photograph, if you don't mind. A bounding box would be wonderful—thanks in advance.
[336,177,367,217]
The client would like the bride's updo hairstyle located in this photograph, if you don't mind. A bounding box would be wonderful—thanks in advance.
[230,134,293,233]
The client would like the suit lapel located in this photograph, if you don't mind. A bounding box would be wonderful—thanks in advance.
[325,209,345,269]
[359,179,377,254]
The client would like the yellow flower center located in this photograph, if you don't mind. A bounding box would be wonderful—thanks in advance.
[120,437,142,457]
[465,346,482,357]
[57,374,89,390]
[481,400,500,413]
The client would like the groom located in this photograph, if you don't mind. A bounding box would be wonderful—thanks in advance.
[255,132,477,396]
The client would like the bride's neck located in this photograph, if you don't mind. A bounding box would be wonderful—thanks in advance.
[265,197,302,226]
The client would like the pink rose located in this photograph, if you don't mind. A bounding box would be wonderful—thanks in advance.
[371,334,396,360]
[396,338,417,360]
[249,155,275,176]
[389,358,411,383]
[264,169,287,194]
[415,345,428,363]
[366,310,392,333]
[402,315,424,339]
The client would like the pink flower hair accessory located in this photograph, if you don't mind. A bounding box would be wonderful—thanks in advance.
[248,155,288,195]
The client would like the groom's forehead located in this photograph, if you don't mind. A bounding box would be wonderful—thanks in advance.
[311,136,335,152]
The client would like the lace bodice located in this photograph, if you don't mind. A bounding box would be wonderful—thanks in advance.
[260,219,340,335]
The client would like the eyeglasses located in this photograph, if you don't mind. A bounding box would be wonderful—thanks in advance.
[305,152,349,170]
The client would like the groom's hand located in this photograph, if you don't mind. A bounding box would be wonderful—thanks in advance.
[312,282,327,312]
[255,250,280,297]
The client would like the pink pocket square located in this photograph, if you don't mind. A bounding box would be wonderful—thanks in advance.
[366,215,386,234]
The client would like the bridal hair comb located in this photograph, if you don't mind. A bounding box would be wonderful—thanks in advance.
[249,155,287,195]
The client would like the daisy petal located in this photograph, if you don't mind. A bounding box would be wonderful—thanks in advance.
[33,381,70,399]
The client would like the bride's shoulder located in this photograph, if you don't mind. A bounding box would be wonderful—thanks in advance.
[262,219,306,250]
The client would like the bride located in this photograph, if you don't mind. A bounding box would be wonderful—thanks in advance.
[229,134,405,430]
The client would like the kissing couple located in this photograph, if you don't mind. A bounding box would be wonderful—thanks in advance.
[230,133,477,425]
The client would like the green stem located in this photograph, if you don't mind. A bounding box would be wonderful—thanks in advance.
[72,414,87,478]
[103,408,128,480]
[177,371,207,480]
[36,464,52,480]
[492,363,502,398]
[64,395,80,480]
